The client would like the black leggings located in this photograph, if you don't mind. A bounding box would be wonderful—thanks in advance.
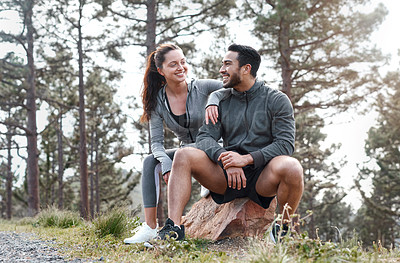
[141,149,176,208]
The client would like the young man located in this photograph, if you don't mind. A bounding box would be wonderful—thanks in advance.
[157,44,304,242]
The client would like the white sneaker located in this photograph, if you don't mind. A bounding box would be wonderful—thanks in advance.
[124,222,158,244]
[200,185,210,198]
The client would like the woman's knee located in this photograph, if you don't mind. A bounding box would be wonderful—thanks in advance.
[143,154,156,167]
[142,154,158,178]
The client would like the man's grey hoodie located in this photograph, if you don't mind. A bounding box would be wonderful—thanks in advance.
[196,80,295,168]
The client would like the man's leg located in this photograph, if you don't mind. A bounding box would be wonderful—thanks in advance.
[167,147,227,225]
[255,156,304,223]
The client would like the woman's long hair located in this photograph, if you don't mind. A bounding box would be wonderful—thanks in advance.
[140,44,181,122]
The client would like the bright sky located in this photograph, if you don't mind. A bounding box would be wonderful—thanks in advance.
[1,1,399,210]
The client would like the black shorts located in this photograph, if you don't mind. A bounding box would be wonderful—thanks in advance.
[210,161,276,209]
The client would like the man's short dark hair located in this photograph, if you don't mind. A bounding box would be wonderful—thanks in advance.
[228,44,261,77]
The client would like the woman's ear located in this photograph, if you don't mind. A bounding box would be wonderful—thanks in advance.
[157,67,164,76]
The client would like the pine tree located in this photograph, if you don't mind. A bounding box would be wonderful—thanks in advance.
[355,71,400,248]
[83,68,133,215]
[294,110,346,238]
[243,0,387,235]
[40,0,128,219]
[39,120,58,207]
[36,45,78,210]
[0,52,35,218]
[0,0,41,216]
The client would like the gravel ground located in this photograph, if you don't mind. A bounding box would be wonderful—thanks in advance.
[0,231,251,262]
[0,231,90,263]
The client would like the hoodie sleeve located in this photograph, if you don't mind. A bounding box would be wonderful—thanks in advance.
[249,93,295,167]
[195,115,226,163]
[149,110,173,175]
[206,88,232,108]
[201,79,223,94]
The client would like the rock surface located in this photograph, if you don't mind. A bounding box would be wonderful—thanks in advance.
[181,196,277,240]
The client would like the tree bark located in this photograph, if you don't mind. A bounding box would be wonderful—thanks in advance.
[95,133,100,214]
[6,127,13,219]
[90,127,94,219]
[45,144,51,205]
[145,0,167,224]
[145,0,157,154]
[278,0,292,101]
[78,0,89,220]
[57,98,64,209]
[25,0,40,216]
[146,0,157,57]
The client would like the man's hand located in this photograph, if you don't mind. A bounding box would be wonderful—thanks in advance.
[218,151,253,169]
[225,167,246,190]
[163,171,170,185]
[205,105,219,125]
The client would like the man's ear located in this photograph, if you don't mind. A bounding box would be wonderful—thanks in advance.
[242,64,252,75]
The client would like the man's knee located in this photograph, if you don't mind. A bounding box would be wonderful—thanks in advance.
[271,156,303,183]
[172,147,199,166]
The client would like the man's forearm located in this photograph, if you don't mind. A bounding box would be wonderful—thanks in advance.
[243,154,254,166]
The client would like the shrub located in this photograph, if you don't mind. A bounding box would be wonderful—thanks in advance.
[93,207,138,238]
[34,206,82,228]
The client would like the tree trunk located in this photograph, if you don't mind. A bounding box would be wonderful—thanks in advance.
[145,0,157,154]
[51,160,56,205]
[95,133,100,214]
[78,0,89,220]
[145,0,168,224]
[57,100,64,209]
[25,0,40,216]
[6,128,12,219]
[45,144,51,205]
[90,128,94,219]
[146,0,157,58]
[278,0,292,101]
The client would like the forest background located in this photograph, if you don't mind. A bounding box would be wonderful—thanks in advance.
[0,0,399,249]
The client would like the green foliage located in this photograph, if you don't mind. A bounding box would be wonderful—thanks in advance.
[355,70,400,248]
[294,110,348,239]
[34,206,82,228]
[242,0,387,243]
[92,208,138,238]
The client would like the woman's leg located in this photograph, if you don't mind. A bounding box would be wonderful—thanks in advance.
[141,149,176,228]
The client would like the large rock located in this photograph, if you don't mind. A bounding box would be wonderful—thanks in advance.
[181,195,277,240]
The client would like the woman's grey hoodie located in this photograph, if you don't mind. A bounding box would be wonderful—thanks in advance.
[149,79,223,174]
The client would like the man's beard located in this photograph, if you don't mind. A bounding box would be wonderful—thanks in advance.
[223,72,241,88]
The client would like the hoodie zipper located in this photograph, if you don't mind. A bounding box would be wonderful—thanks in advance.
[186,99,194,142]
[237,92,249,149]
[186,81,194,143]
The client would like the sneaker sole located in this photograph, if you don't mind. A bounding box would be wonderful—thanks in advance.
[143,242,154,248]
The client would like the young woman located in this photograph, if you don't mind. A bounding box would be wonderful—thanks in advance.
[124,44,222,244]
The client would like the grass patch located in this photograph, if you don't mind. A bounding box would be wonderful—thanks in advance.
[0,209,399,262]
[248,224,400,263]
[92,207,138,238]
[34,206,82,228]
